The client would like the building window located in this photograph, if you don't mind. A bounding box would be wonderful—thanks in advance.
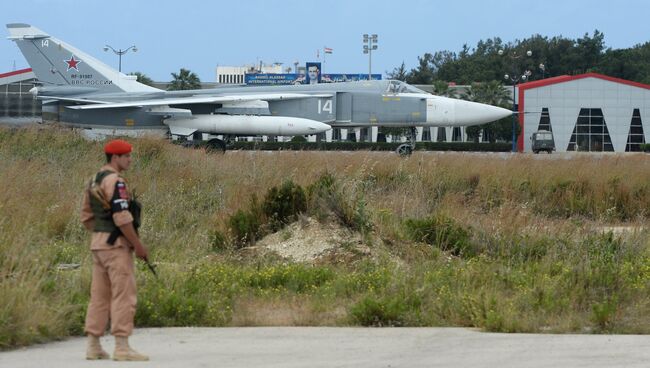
[625,108,645,152]
[436,127,447,142]
[347,130,357,142]
[332,128,341,141]
[452,127,462,142]
[360,128,369,142]
[422,128,431,141]
[537,107,552,132]
[567,108,614,152]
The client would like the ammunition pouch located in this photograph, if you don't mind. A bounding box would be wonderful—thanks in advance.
[107,198,142,245]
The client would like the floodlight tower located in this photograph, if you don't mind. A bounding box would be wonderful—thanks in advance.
[499,49,532,152]
[363,34,378,80]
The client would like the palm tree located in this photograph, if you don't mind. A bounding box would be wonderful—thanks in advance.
[471,81,510,106]
[432,80,458,98]
[128,72,155,87]
[168,68,201,90]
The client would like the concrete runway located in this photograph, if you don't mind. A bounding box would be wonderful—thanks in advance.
[1,327,649,367]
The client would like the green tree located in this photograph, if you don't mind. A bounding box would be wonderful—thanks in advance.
[387,62,409,81]
[407,53,436,84]
[128,72,155,87]
[168,68,201,91]
[596,42,650,84]
[390,29,626,85]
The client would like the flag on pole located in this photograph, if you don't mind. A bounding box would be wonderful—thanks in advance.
[324,47,333,54]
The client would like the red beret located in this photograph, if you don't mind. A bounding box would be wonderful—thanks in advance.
[104,139,132,154]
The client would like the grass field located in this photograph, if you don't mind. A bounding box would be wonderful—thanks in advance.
[0,126,649,349]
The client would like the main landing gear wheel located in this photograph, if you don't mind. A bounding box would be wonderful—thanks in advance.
[395,127,418,156]
[396,144,413,156]
[205,138,226,153]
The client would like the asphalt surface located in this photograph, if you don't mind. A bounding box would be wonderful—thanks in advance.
[1,327,649,367]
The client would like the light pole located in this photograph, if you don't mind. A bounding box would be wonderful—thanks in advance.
[539,63,546,79]
[499,49,532,152]
[363,34,378,80]
[103,44,137,73]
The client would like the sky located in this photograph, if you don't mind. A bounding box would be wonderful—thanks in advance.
[2,0,649,82]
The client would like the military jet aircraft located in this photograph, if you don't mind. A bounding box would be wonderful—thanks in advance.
[7,23,512,154]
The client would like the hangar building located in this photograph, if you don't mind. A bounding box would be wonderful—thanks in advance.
[517,73,650,152]
[0,68,39,119]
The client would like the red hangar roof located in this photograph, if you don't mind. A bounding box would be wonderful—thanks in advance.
[0,68,33,79]
[516,73,650,152]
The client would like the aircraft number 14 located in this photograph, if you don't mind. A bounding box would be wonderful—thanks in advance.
[318,99,332,114]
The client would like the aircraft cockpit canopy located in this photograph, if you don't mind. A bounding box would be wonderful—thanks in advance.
[386,80,428,94]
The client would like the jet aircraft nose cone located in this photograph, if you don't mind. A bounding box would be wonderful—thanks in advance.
[454,100,513,125]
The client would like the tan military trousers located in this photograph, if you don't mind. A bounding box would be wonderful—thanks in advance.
[84,247,137,337]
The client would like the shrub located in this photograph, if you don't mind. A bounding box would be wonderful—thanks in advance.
[228,209,262,246]
[289,135,307,143]
[404,214,474,257]
[591,298,618,332]
[307,173,373,233]
[349,294,422,327]
[262,180,307,231]
[209,230,229,252]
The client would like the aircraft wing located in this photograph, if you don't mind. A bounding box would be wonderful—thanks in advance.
[65,93,334,110]
[38,96,111,104]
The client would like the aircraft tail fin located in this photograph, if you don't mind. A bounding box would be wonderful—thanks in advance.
[7,23,159,93]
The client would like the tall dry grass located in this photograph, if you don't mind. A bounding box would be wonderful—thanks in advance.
[0,126,649,348]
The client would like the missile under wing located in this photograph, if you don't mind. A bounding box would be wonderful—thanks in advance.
[6,23,511,154]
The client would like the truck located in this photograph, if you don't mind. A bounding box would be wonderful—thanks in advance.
[531,130,555,154]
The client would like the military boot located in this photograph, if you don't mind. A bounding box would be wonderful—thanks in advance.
[113,336,149,361]
[86,335,110,360]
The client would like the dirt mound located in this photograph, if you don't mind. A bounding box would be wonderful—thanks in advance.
[255,217,368,262]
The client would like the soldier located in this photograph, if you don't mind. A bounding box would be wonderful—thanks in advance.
[80,139,149,361]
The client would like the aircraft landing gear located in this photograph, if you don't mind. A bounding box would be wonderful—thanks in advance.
[396,144,412,156]
[205,138,227,153]
[395,127,417,156]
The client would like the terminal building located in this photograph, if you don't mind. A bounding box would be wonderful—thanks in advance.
[517,73,650,152]
[216,63,285,85]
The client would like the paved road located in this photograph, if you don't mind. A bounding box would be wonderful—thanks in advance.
[1,327,648,368]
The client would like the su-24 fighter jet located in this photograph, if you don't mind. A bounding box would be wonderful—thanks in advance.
[7,23,512,154]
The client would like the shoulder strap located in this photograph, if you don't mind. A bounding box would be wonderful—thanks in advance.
[95,170,119,185]
[89,170,118,211]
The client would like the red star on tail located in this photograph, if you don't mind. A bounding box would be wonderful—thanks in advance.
[64,55,82,71]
